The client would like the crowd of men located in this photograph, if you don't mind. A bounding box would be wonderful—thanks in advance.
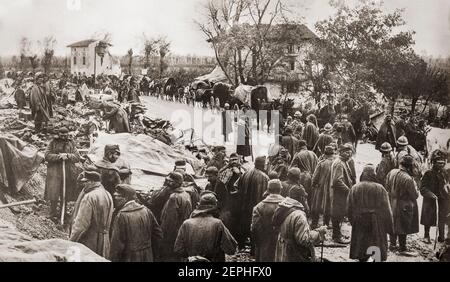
[7,71,450,262]
[41,109,450,262]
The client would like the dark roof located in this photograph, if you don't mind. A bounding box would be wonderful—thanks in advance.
[207,23,317,44]
[267,24,318,42]
[67,39,96,48]
[67,39,113,48]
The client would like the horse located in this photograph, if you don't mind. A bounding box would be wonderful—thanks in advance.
[247,86,269,131]
[348,103,371,150]
[195,88,214,108]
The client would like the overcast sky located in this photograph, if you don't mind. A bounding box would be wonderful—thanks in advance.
[0,0,449,57]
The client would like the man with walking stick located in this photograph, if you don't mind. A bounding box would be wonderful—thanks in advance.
[44,127,81,223]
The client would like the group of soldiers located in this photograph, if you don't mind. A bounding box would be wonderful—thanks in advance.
[10,71,450,262]
[43,104,450,262]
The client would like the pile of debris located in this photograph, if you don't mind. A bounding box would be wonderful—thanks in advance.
[0,103,101,151]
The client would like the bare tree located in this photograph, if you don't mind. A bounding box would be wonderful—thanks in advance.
[92,30,113,44]
[39,36,57,74]
[0,58,4,78]
[196,0,300,86]
[157,36,171,78]
[141,33,159,71]
[19,37,32,70]
[127,48,133,75]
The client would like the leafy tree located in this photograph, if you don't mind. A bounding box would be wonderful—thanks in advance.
[141,33,159,70]
[314,0,415,111]
[197,0,303,87]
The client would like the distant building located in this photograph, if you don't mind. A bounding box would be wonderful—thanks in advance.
[67,39,121,76]
[207,24,319,98]
[265,24,318,97]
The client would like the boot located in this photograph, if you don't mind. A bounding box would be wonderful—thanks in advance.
[333,236,350,245]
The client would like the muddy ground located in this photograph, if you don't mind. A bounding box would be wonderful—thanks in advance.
[0,103,444,262]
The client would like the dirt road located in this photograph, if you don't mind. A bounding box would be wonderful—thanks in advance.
[141,96,441,262]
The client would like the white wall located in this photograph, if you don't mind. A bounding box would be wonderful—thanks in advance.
[70,41,121,76]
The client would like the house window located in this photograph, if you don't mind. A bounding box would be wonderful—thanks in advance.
[101,57,104,66]
[83,57,86,65]
[73,56,76,65]
[290,60,295,71]
[288,44,295,53]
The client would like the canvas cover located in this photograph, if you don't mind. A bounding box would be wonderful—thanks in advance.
[233,84,254,106]
[0,134,44,193]
[87,132,203,188]
[195,66,227,84]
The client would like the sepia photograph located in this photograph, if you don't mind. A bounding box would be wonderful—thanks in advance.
[0,0,449,266]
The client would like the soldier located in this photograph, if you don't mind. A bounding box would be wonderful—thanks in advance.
[272,197,327,262]
[44,127,81,220]
[376,142,396,186]
[330,144,355,244]
[95,144,131,196]
[235,156,269,249]
[310,146,336,229]
[159,172,192,261]
[395,136,423,186]
[348,165,393,262]
[420,150,450,243]
[70,168,114,259]
[29,73,50,132]
[174,193,237,262]
[313,123,334,157]
[376,114,397,151]
[385,155,420,256]
[251,179,285,262]
[280,168,309,215]
[110,184,163,262]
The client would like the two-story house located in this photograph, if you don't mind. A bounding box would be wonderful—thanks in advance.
[67,39,121,76]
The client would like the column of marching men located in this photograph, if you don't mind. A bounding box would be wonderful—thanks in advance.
[45,113,450,262]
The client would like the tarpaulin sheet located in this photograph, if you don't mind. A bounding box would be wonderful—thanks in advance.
[233,84,254,106]
[88,132,201,177]
[0,134,44,193]
[195,66,228,84]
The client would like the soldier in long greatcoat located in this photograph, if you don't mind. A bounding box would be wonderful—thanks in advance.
[45,127,81,219]
[385,155,419,255]
[348,165,393,262]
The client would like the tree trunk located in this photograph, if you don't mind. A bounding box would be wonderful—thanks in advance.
[251,50,257,85]
[389,98,396,116]
[237,49,245,84]
[411,98,418,115]
[233,51,239,86]
[159,57,162,78]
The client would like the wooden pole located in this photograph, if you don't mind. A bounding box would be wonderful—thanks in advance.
[0,199,36,209]
[61,159,66,225]
[434,199,439,250]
